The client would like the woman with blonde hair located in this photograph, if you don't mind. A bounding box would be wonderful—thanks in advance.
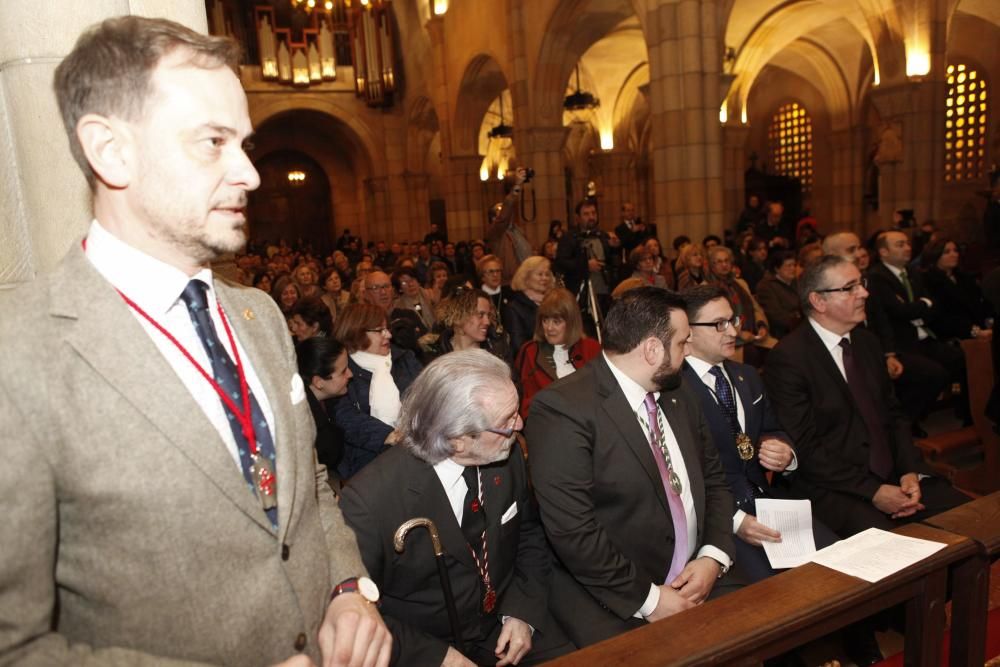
[501,255,555,354]
[514,288,601,415]
[676,242,707,291]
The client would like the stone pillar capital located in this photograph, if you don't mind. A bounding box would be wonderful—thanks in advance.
[518,126,570,154]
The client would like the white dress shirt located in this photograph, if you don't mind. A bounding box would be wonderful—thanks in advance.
[808,317,849,380]
[603,353,731,618]
[433,457,470,524]
[84,220,277,470]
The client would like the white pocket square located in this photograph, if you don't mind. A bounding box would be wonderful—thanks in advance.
[752,394,764,405]
[501,502,518,524]
[290,374,306,404]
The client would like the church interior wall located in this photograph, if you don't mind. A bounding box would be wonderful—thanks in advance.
[2,0,999,289]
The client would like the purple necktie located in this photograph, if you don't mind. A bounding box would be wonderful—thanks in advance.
[643,393,689,584]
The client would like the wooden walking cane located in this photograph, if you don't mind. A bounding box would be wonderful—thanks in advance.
[393,517,465,654]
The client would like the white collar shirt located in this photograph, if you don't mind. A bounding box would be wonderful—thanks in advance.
[84,219,276,470]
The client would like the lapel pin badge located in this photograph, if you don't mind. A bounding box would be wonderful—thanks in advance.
[671,398,677,405]
[738,375,744,382]
[243,309,255,320]
[493,475,502,486]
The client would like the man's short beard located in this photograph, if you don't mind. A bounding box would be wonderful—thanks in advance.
[651,352,683,392]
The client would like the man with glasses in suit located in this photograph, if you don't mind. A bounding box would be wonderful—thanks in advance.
[764,255,968,539]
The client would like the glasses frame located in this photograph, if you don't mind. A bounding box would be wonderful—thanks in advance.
[690,315,743,332]
[815,277,868,295]
[481,412,520,438]
[365,327,391,335]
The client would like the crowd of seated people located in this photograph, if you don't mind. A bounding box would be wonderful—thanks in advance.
[228,194,991,666]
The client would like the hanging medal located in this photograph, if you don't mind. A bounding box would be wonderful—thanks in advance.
[466,468,498,613]
[735,433,755,461]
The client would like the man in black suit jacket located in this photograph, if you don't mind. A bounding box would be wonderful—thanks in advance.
[340,350,572,666]
[681,285,840,583]
[614,201,655,255]
[525,287,737,647]
[765,256,968,537]
[867,230,968,424]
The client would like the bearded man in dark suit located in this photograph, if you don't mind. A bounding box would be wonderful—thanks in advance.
[525,287,737,647]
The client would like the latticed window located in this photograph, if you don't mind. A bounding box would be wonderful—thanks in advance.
[767,102,813,193]
[945,63,988,183]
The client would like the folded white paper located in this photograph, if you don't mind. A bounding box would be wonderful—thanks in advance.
[810,527,946,583]
[755,498,818,569]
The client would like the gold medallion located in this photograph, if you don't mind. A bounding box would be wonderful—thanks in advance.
[736,433,754,461]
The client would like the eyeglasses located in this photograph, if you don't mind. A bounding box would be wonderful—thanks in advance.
[482,413,520,438]
[365,327,391,335]
[690,315,742,332]
[815,278,867,295]
[366,283,393,292]
[483,268,503,275]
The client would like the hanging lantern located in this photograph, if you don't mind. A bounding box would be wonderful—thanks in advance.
[350,0,396,107]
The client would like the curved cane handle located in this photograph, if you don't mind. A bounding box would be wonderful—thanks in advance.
[393,517,445,556]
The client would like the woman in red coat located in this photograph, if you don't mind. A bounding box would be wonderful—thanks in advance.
[514,287,602,416]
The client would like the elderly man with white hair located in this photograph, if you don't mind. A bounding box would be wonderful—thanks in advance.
[340,350,573,667]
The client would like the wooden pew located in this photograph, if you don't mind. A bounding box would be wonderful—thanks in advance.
[923,491,1000,667]
[543,524,977,667]
[913,337,998,494]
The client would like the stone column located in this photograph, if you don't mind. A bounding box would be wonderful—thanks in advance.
[403,173,431,241]
[829,127,865,233]
[365,177,390,243]
[869,79,945,229]
[518,125,570,249]
[642,0,725,245]
[445,154,488,242]
[721,124,750,234]
[0,1,208,288]
[589,149,636,234]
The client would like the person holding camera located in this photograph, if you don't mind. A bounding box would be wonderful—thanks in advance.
[485,167,532,285]
[554,199,621,323]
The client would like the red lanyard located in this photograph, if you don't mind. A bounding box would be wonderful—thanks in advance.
[82,239,258,454]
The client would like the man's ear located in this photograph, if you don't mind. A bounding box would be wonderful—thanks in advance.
[808,292,826,314]
[641,336,662,365]
[309,374,325,391]
[76,114,133,189]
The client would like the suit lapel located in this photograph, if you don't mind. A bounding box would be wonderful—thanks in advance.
[216,282,299,541]
[403,457,477,569]
[595,359,669,513]
[56,248,273,532]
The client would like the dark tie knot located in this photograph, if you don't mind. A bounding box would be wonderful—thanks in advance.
[181,279,210,312]
[708,366,725,379]
[838,337,852,354]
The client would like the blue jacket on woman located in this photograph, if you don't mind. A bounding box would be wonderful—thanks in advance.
[333,344,423,479]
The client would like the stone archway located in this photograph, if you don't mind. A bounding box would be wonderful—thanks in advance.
[248,108,381,244]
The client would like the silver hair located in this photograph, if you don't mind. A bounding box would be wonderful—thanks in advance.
[397,349,514,464]
[798,254,852,313]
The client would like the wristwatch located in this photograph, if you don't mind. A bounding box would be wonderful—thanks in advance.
[330,576,380,604]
